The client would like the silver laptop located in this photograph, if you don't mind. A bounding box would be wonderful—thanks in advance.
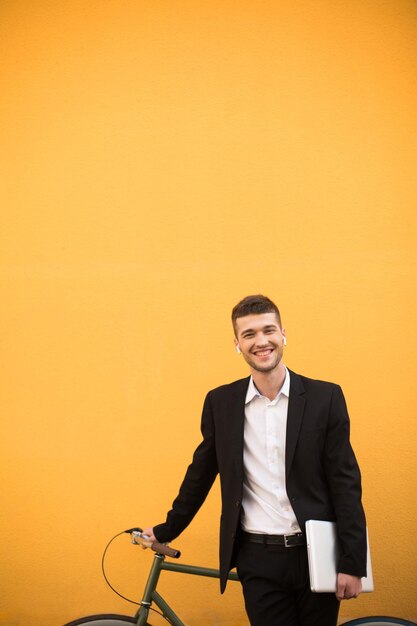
[305,520,374,593]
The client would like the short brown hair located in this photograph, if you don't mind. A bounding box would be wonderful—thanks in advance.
[231,294,282,335]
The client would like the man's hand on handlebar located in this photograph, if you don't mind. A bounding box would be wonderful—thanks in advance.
[142,527,157,544]
[131,527,181,559]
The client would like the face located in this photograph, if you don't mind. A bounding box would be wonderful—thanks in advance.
[234,312,286,374]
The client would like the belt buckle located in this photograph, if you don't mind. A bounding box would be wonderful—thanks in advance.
[284,533,296,548]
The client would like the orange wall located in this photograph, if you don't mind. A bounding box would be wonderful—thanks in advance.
[1,1,416,624]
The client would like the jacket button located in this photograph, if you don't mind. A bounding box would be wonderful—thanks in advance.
[236,500,241,507]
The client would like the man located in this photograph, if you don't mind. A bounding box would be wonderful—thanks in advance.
[144,294,367,626]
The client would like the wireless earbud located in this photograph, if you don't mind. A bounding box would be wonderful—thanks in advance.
[236,345,241,354]
[283,336,287,346]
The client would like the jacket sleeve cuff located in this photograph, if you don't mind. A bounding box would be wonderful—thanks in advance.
[153,523,172,544]
[337,556,367,578]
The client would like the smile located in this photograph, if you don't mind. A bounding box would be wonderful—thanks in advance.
[253,349,274,357]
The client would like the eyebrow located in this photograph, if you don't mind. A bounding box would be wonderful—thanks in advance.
[241,324,278,336]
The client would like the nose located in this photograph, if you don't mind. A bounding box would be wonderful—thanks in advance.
[254,333,270,346]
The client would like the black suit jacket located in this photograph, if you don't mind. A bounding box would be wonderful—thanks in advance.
[154,370,367,592]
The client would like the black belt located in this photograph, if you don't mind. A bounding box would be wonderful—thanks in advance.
[242,531,305,548]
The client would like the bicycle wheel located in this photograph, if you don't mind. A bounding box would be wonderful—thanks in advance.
[62,614,151,625]
[342,618,416,626]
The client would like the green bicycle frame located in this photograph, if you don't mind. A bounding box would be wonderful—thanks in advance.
[134,553,239,626]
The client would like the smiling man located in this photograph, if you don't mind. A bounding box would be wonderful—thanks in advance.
[144,294,367,626]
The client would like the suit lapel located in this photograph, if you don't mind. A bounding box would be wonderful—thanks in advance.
[285,369,306,478]
[228,371,306,482]
[230,377,250,482]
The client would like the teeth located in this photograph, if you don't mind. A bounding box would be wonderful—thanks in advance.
[256,350,272,356]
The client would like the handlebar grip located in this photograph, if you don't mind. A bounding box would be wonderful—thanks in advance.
[151,541,181,558]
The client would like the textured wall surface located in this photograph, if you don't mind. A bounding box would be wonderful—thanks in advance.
[1,1,416,624]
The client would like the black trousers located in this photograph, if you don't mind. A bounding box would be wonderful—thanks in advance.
[236,540,340,626]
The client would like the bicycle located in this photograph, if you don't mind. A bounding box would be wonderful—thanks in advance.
[62,527,239,625]
[62,528,416,626]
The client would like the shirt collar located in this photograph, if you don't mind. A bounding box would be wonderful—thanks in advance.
[245,367,290,404]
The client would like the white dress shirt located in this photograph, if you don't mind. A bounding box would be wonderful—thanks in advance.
[241,368,301,535]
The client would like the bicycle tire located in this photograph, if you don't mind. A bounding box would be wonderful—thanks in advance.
[62,614,151,625]
[342,618,416,626]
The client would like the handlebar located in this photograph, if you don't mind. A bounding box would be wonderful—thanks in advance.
[130,529,181,559]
